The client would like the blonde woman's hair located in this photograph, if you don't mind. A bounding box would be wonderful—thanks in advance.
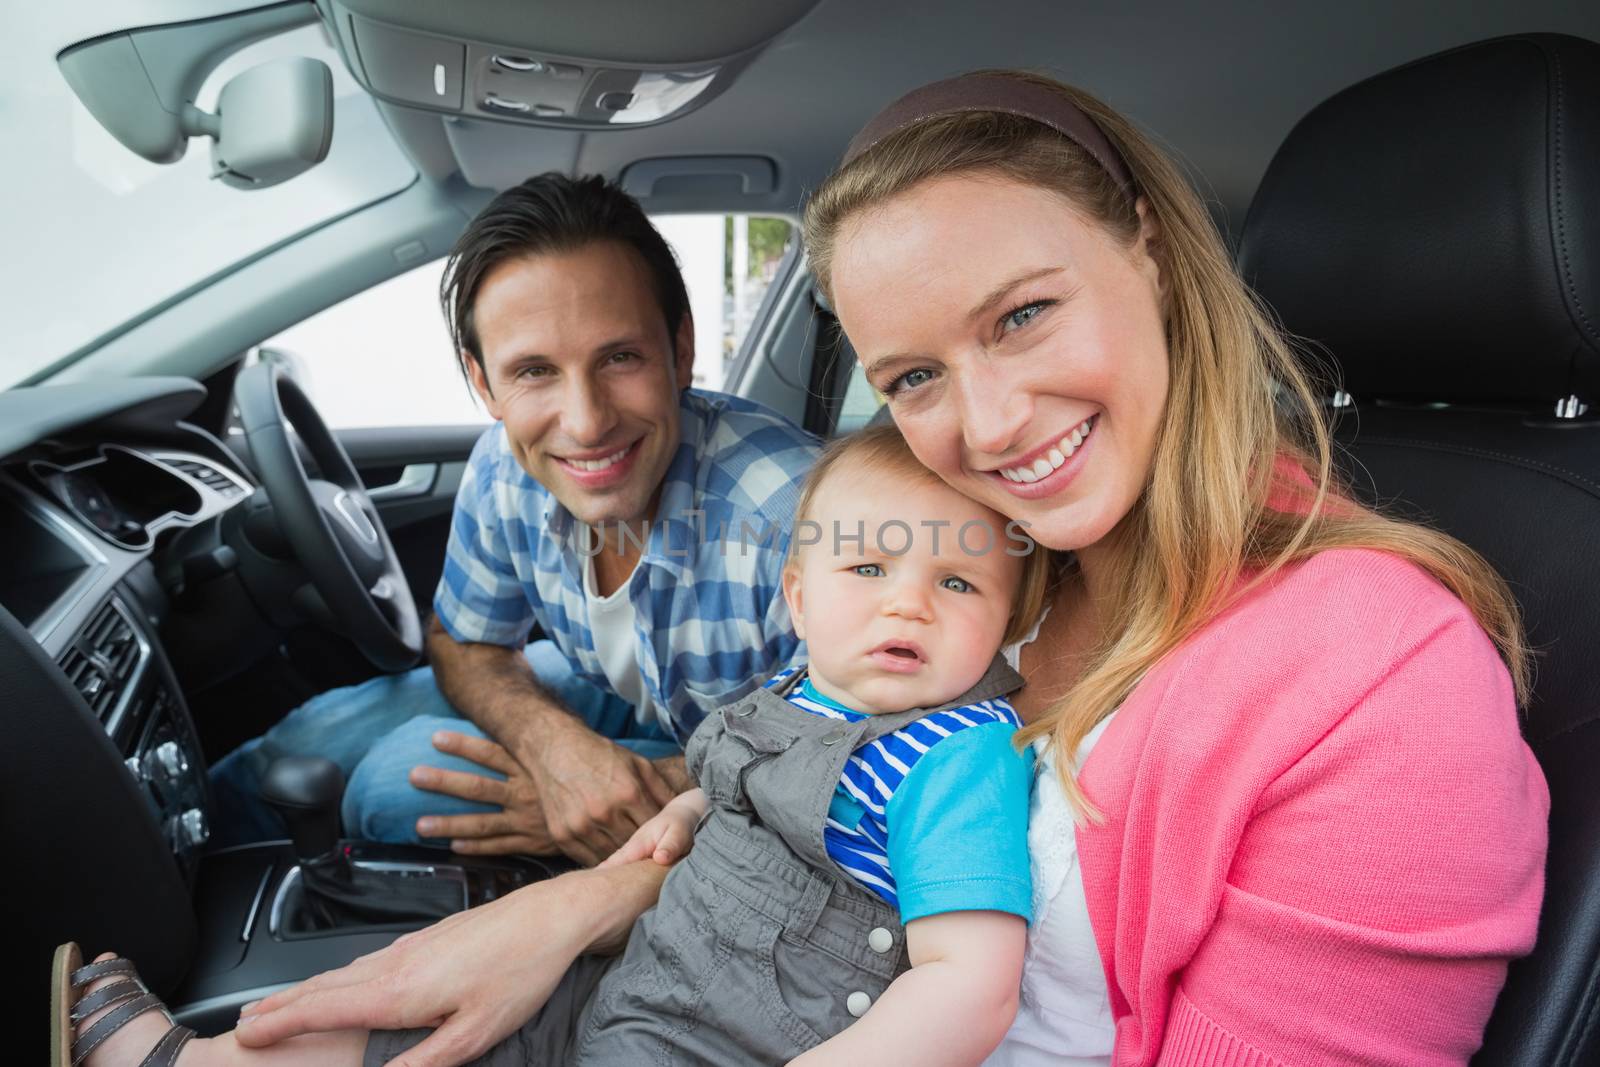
[788,422,1054,648]
[803,71,1528,819]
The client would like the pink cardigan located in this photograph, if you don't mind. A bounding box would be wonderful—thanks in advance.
[1075,548,1549,1066]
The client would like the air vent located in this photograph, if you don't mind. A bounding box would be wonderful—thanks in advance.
[56,600,141,722]
[167,458,247,499]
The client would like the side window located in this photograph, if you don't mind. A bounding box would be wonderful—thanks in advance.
[835,361,887,435]
[651,214,794,391]
[254,258,481,429]
[813,309,888,437]
[257,214,793,428]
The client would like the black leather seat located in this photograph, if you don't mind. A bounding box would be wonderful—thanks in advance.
[1238,33,1599,1066]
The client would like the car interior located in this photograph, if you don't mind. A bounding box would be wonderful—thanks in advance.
[4,2,1597,1064]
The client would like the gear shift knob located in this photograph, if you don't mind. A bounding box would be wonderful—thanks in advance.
[261,756,345,862]
[259,755,461,934]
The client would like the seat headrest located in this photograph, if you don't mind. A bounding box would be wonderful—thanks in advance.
[1237,34,1600,408]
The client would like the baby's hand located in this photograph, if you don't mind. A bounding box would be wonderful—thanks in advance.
[599,788,708,869]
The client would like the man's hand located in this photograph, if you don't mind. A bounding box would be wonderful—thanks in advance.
[414,734,695,863]
[234,862,669,1066]
[424,621,678,867]
[411,731,556,856]
[517,716,678,867]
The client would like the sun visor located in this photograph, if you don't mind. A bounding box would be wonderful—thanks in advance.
[326,0,820,130]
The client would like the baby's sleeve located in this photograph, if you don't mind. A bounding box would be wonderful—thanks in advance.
[886,721,1033,925]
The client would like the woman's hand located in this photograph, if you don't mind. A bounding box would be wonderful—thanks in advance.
[233,861,669,1066]
[599,787,708,868]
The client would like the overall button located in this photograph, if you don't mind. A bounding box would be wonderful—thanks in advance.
[820,727,852,746]
[846,991,872,1017]
[735,703,758,717]
[867,927,893,953]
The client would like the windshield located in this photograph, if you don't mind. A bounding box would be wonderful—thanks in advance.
[0,14,416,390]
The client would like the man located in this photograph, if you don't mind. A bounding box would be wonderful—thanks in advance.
[209,174,818,865]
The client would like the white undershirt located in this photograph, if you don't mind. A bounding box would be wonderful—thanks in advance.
[582,551,657,728]
[988,608,1117,1066]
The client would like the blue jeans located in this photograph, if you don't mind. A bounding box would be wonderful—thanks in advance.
[207,640,678,847]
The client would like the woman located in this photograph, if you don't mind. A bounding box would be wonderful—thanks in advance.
[799,72,1546,1064]
[60,71,1547,1067]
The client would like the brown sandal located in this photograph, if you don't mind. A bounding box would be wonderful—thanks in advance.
[50,943,195,1067]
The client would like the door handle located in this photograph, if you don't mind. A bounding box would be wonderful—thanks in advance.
[366,463,437,501]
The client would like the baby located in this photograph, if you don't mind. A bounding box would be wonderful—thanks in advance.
[601,421,1052,1065]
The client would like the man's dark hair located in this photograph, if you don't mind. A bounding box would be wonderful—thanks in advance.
[440,173,690,386]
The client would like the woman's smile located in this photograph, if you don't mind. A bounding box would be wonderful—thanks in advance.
[987,413,1099,497]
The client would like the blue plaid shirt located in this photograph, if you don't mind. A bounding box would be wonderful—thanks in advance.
[434,389,820,742]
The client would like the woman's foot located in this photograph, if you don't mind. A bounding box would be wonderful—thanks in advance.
[52,942,370,1067]
[55,946,198,1067]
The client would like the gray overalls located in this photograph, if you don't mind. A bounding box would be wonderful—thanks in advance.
[365,657,1024,1066]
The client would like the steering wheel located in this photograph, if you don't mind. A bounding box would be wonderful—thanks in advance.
[233,362,423,672]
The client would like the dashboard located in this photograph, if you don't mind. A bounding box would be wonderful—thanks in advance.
[35,446,234,548]
[3,447,248,637]
[0,378,258,879]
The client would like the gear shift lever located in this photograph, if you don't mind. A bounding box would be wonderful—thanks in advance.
[260,755,346,865]
[260,756,461,932]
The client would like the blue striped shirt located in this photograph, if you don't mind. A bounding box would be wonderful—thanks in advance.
[434,389,820,742]
[774,669,1033,922]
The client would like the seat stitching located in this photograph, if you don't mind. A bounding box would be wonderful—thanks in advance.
[1352,436,1600,497]
[1534,715,1600,744]
[1549,47,1597,348]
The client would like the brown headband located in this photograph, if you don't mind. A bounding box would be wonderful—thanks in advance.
[842,73,1136,203]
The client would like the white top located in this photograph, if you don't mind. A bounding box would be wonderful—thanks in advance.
[989,608,1117,1066]
[582,550,659,729]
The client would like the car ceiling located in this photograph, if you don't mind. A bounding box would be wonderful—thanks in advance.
[41,0,1600,237]
[374,0,1600,235]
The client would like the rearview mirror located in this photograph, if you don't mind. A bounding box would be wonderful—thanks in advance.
[58,10,335,193]
[183,58,334,189]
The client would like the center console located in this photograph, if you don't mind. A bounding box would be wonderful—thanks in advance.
[54,590,213,880]
[169,753,567,1033]
[174,841,564,1034]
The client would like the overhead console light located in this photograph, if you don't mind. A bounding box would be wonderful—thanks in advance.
[328,0,820,130]
[608,70,718,124]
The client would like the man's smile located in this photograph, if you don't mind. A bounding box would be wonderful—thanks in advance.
[552,438,644,488]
